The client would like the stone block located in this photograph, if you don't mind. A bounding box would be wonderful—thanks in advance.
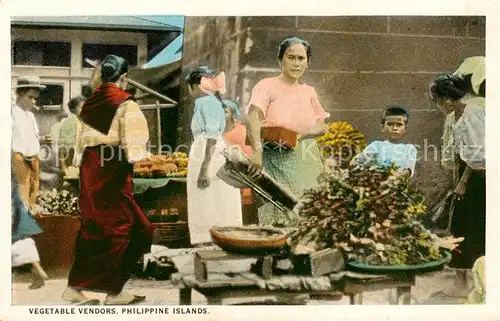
[388,16,468,37]
[245,30,485,72]
[467,16,486,38]
[297,16,387,33]
[247,16,297,29]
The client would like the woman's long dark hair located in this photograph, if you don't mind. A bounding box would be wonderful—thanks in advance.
[431,74,471,101]
[185,65,231,110]
[101,55,129,83]
[185,66,216,88]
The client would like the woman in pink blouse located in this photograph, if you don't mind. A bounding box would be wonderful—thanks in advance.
[246,37,329,226]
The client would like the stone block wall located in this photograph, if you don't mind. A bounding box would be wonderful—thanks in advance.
[179,16,485,206]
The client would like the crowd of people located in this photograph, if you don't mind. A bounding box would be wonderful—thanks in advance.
[11,36,486,305]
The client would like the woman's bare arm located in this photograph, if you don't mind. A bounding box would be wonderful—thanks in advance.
[246,105,264,177]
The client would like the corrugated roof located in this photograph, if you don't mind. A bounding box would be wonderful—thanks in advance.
[11,15,183,32]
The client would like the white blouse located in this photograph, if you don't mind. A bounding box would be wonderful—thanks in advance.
[453,96,485,170]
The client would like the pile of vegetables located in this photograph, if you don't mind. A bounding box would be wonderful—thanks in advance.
[316,121,367,164]
[289,155,456,265]
[36,189,79,216]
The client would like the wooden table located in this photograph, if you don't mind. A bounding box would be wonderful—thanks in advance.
[174,273,415,305]
[172,251,416,305]
[341,274,414,305]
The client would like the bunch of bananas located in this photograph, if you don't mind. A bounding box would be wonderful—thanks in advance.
[171,152,188,177]
[316,121,367,163]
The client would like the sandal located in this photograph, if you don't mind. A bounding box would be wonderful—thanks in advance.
[73,299,101,306]
[104,295,146,305]
[62,287,98,304]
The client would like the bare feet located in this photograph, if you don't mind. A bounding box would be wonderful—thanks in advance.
[29,262,48,290]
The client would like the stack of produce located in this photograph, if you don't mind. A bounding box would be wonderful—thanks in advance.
[36,189,79,216]
[134,152,188,178]
[289,155,459,265]
[316,121,367,165]
[171,152,188,176]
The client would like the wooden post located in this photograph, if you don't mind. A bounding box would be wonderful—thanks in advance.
[194,252,208,282]
[179,288,192,305]
[349,293,363,305]
[260,256,273,280]
[155,100,162,153]
[396,286,412,305]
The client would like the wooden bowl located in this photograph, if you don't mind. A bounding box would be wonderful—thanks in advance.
[209,226,288,255]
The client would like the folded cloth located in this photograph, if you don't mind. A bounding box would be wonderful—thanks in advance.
[12,238,40,267]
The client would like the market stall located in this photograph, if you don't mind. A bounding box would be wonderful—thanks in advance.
[132,153,190,247]
[165,140,460,305]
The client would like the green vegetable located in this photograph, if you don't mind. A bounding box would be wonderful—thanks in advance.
[289,154,442,265]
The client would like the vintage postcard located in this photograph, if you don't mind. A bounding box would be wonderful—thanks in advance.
[1,0,499,320]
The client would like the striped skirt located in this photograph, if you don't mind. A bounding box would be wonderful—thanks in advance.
[258,138,324,226]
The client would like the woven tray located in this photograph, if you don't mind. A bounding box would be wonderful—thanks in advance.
[152,222,190,248]
[210,226,288,255]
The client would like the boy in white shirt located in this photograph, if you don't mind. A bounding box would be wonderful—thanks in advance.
[352,105,417,178]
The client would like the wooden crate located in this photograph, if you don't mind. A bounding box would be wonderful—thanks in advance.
[293,248,345,277]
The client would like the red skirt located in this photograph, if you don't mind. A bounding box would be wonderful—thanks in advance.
[68,145,153,293]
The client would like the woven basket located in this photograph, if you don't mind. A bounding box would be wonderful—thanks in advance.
[34,214,81,272]
[152,221,190,248]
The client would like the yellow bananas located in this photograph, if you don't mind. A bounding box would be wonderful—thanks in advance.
[316,121,367,161]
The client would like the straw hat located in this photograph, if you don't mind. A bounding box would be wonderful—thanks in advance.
[12,75,46,90]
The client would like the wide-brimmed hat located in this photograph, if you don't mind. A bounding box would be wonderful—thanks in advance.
[12,75,46,90]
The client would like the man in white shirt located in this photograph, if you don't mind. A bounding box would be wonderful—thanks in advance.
[59,96,85,178]
[12,76,52,212]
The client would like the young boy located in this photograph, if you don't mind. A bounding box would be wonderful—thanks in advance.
[352,105,417,178]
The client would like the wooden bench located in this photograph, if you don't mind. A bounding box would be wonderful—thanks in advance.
[173,270,415,305]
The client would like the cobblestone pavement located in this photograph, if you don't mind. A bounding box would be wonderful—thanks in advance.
[11,269,471,306]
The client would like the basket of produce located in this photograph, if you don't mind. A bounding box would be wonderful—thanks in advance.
[288,154,463,274]
[34,189,81,271]
[134,152,188,178]
[210,226,288,255]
